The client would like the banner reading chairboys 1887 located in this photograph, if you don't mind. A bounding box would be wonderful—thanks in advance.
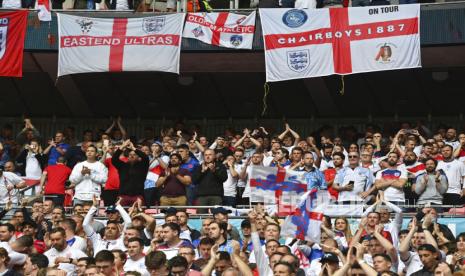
[260,5,421,82]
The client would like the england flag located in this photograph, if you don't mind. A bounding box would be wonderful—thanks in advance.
[58,13,185,76]
[249,166,308,209]
[281,190,325,242]
[183,12,256,49]
[260,6,421,82]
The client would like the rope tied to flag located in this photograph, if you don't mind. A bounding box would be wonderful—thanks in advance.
[261,82,270,116]
[339,75,345,96]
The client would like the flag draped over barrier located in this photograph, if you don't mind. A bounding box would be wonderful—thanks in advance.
[57,13,185,76]
[260,5,421,82]
[0,10,28,77]
[183,11,256,49]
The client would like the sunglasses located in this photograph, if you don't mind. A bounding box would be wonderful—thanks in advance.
[348,156,359,158]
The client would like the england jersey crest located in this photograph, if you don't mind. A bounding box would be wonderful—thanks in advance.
[287,50,309,72]
[142,17,165,34]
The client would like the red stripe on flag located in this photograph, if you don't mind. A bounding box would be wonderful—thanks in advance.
[309,211,323,221]
[212,12,229,46]
[263,18,418,50]
[109,18,128,72]
[329,8,352,74]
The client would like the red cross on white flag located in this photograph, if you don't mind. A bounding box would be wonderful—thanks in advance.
[57,13,185,77]
[260,6,421,82]
[183,12,256,49]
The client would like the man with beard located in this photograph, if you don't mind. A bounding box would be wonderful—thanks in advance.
[444,128,460,150]
[156,153,192,206]
[402,151,425,206]
[415,158,448,205]
[324,152,345,202]
[44,227,87,276]
[375,152,408,204]
[437,144,465,205]
[333,151,373,203]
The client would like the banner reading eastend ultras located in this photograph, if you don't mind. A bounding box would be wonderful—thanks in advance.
[260,5,421,82]
[57,13,185,76]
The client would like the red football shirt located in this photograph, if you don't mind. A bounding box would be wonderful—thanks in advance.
[104,157,121,190]
[324,168,339,200]
[44,164,72,195]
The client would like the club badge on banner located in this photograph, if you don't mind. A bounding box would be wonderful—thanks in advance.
[183,12,256,49]
[0,10,28,77]
[260,6,421,82]
[57,13,185,76]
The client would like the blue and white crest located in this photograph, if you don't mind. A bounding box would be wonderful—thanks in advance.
[230,35,243,47]
[192,26,204,37]
[0,18,8,60]
[287,50,309,72]
[142,17,165,34]
[282,9,308,28]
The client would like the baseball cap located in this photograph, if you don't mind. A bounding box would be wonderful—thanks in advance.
[162,207,178,215]
[212,207,232,215]
[105,205,117,213]
[320,253,339,264]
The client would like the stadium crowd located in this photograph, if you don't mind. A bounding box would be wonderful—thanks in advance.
[0,118,465,276]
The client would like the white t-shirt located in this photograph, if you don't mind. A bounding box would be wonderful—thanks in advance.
[444,140,461,151]
[0,172,24,204]
[242,165,255,198]
[0,241,27,268]
[437,159,465,194]
[69,235,87,253]
[123,257,149,276]
[375,167,408,202]
[236,163,246,188]
[401,251,423,276]
[69,160,108,201]
[223,165,239,197]
[319,159,333,172]
[44,246,87,276]
[25,152,42,180]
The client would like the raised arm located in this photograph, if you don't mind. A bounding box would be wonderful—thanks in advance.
[354,243,378,276]
[115,198,132,228]
[399,218,417,261]
[104,119,116,134]
[201,244,219,276]
[373,225,398,264]
[277,124,290,141]
[233,132,247,148]
[287,124,300,145]
[422,214,439,250]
